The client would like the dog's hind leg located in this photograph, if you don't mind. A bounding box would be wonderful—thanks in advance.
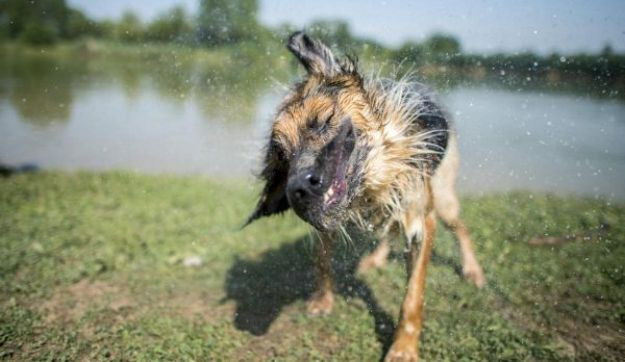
[439,213,485,288]
[307,232,335,316]
[386,212,436,362]
[431,138,485,288]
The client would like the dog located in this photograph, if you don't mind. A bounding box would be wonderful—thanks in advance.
[245,32,486,361]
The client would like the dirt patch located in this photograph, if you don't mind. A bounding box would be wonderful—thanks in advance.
[39,279,134,324]
[231,304,345,361]
[160,292,234,322]
[38,279,235,327]
[528,223,609,246]
[549,302,625,359]
[492,288,625,360]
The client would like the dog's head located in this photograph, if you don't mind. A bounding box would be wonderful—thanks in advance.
[246,32,368,231]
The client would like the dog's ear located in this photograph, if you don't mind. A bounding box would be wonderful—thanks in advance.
[287,31,355,77]
[244,156,290,227]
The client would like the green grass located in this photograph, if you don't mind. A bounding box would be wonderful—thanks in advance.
[1,172,624,360]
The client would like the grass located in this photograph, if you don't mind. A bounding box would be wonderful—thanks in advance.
[0,171,624,360]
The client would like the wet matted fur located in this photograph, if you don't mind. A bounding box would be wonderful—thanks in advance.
[246,32,485,361]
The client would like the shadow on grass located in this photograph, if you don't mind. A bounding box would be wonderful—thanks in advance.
[223,235,396,350]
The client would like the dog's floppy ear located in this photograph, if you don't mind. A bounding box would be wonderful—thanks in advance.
[244,156,290,227]
[287,31,354,77]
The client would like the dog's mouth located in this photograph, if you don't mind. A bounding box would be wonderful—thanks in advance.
[323,177,347,209]
[317,118,355,211]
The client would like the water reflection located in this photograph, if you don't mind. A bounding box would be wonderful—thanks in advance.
[0,50,624,200]
[4,55,81,125]
[0,47,283,127]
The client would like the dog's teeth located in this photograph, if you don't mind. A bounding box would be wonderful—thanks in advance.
[323,187,335,204]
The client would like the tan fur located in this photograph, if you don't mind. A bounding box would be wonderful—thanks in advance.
[273,75,443,231]
[386,211,436,362]
[255,34,485,360]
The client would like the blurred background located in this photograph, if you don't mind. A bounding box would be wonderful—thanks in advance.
[0,0,624,200]
[1,2,624,360]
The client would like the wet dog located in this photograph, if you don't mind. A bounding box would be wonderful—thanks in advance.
[246,32,485,361]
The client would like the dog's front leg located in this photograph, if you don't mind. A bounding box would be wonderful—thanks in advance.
[307,231,334,316]
[386,213,436,362]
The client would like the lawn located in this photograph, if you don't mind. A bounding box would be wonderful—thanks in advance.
[1,172,623,360]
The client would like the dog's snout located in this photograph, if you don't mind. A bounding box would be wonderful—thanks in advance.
[305,173,322,188]
[287,171,323,203]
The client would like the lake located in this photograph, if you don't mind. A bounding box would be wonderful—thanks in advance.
[1,50,624,201]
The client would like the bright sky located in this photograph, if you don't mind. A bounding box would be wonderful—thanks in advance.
[68,0,625,54]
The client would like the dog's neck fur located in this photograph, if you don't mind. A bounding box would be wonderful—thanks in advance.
[342,75,448,234]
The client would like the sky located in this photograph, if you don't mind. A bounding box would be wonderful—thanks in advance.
[67,0,625,54]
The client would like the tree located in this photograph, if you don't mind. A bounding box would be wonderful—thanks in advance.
[1,0,70,44]
[145,6,192,43]
[0,0,100,43]
[424,33,461,60]
[394,42,426,65]
[197,0,259,46]
[601,44,614,57]
[115,11,143,42]
[95,20,116,39]
[20,22,58,44]
[65,8,96,39]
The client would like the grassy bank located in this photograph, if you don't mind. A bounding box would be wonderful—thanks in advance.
[0,39,292,82]
[1,172,624,360]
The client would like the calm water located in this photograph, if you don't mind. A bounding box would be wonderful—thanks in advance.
[1,53,624,201]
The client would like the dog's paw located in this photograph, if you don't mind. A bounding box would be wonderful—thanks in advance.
[384,343,418,362]
[463,261,486,288]
[306,291,334,316]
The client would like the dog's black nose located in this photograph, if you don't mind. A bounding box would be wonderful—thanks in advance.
[287,171,323,203]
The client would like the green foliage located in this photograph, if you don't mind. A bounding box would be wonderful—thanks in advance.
[0,0,102,43]
[394,41,426,65]
[19,22,58,45]
[424,33,461,56]
[393,33,461,65]
[94,20,116,39]
[144,6,192,43]
[114,11,143,43]
[1,0,70,44]
[197,0,260,46]
[64,8,97,39]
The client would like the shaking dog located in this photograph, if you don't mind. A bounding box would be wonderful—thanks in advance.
[246,32,485,361]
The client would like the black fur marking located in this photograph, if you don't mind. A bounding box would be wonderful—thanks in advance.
[376,80,449,170]
[417,100,449,170]
[244,169,290,227]
[389,79,450,172]
[287,31,341,76]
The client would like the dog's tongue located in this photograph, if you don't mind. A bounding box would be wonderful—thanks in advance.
[319,119,354,208]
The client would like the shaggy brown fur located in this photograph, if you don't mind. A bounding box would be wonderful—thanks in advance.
[247,32,485,361]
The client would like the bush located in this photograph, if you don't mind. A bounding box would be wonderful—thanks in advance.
[20,23,58,45]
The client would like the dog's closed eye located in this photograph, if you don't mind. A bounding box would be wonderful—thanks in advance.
[272,143,287,162]
[307,111,334,134]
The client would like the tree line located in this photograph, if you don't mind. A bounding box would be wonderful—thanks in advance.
[0,0,265,45]
[1,0,623,91]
